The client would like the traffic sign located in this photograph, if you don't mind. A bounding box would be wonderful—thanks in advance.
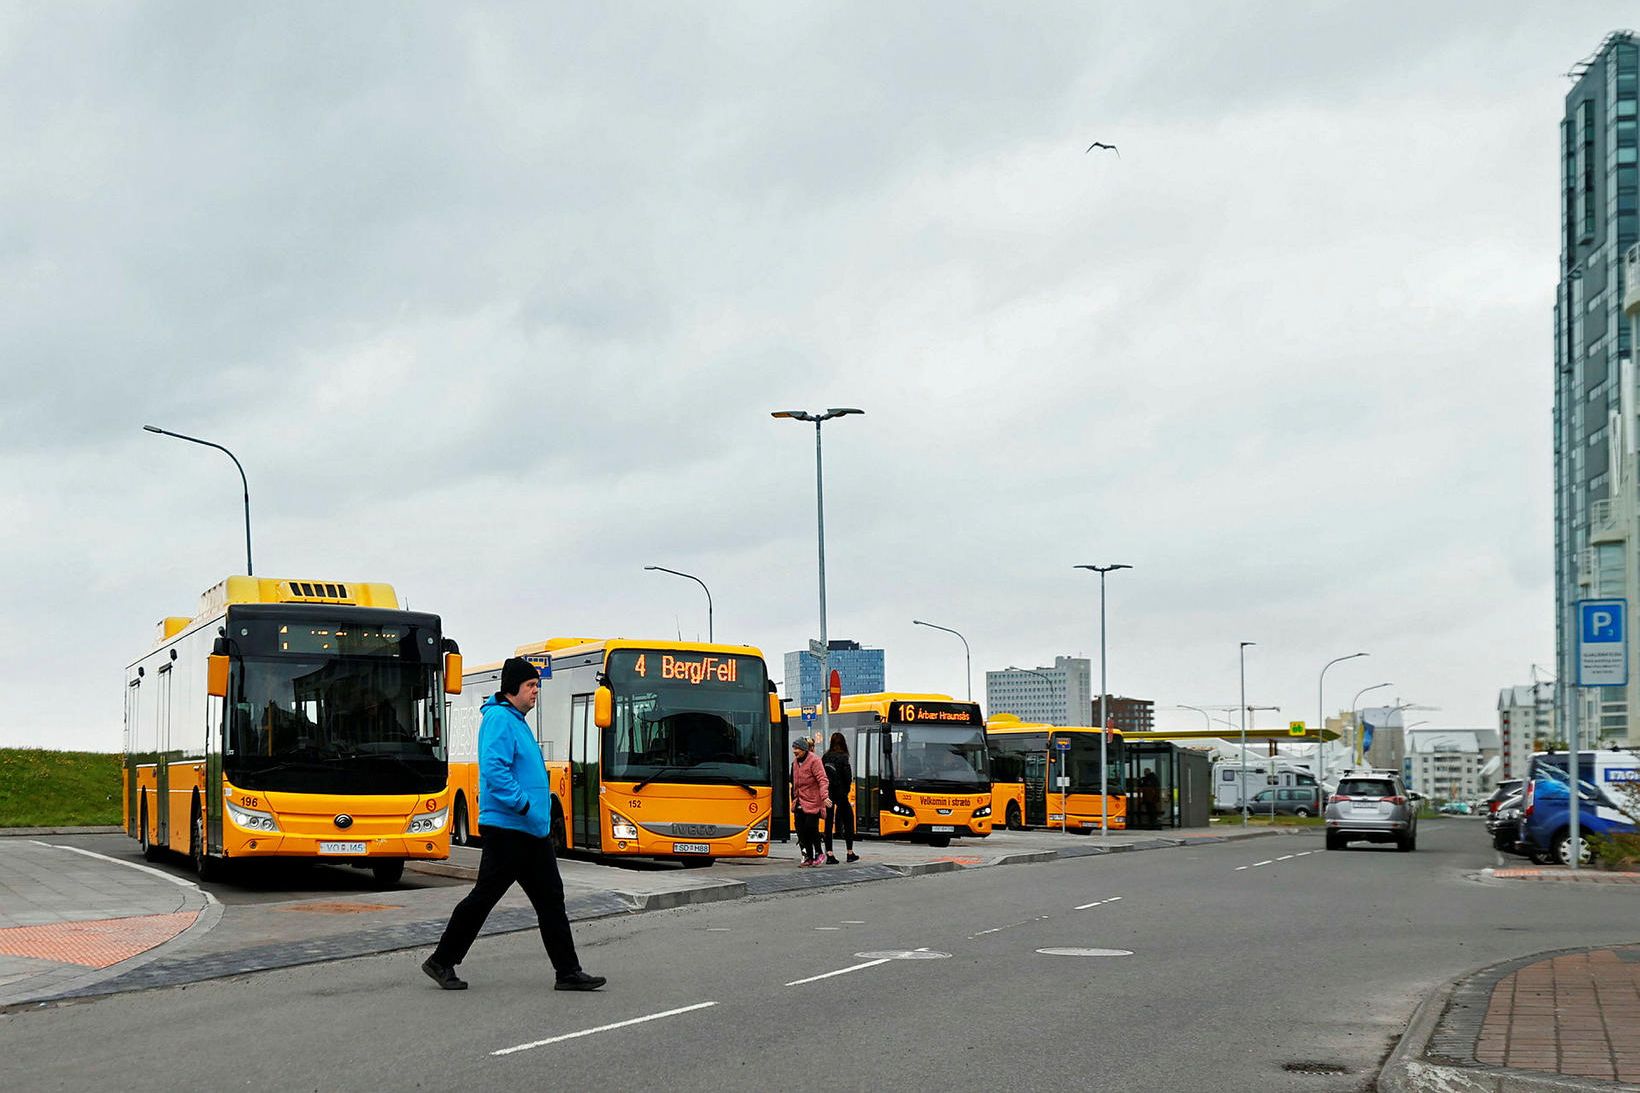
[828,669,842,712]
[1288,720,1306,737]
[801,708,816,725]
[1578,599,1628,687]
[1054,740,1071,751]
[808,639,826,659]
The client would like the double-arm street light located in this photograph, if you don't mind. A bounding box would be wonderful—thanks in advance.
[913,619,971,701]
[1164,704,1215,731]
[1239,642,1255,826]
[644,566,713,643]
[1318,652,1369,793]
[1349,682,1395,765]
[1076,563,1131,841]
[772,408,863,740]
[143,424,253,575]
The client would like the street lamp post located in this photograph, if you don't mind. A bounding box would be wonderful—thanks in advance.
[1246,705,1281,820]
[1318,652,1369,795]
[1076,564,1131,842]
[1166,705,1215,731]
[142,424,253,575]
[644,566,713,643]
[772,408,863,741]
[913,619,971,701]
[1239,642,1255,826]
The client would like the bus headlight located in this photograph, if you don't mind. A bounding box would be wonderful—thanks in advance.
[226,802,280,832]
[611,817,639,841]
[888,801,916,817]
[973,804,992,818]
[747,819,770,844]
[406,808,448,835]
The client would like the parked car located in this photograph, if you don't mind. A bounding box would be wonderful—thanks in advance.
[1325,770,1419,851]
[1439,801,1472,815]
[1485,779,1523,815]
[1519,750,1640,865]
[1486,791,1525,853]
[1247,786,1321,817]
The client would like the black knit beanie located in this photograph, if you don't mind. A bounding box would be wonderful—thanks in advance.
[500,657,539,696]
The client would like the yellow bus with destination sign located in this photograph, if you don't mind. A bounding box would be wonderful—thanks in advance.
[985,715,1127,832]
[447,638,780,863]
[789,692,993,848]
[123,576,463,886]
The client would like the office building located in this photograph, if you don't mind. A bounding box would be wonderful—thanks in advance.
[1554,32,1639,745]
[1405,730,1502,802]
[986,657,1092,725]
[1090,695,1154,733]
[783,639,885,709]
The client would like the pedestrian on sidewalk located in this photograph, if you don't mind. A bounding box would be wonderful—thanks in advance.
[822,732,858,864]
[792,737,828,866]
[422,657,605,993]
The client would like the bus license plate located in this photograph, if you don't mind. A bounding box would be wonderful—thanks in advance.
[931,825,955,833]
[319,841,367,855]
[672,842,711,855]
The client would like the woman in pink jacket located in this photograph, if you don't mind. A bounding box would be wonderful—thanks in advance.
[791,737,829,866]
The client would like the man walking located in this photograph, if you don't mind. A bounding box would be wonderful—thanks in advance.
[422,657,605,992]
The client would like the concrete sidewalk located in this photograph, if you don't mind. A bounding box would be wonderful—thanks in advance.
[1381,944,1640,1091]
[0,840,218,1006]
[8,825,1287,1009]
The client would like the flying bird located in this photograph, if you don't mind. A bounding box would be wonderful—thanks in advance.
[1086,141,1119,157]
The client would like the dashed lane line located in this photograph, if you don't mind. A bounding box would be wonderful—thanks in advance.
[1073,896,1125,911]
[784,958,893,987]
[491,1001,718,1056]
[1237,849,1318,871]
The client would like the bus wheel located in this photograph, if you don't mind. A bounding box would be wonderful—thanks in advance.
[930,835,952,848]
[1006,803,1023,831]
[190,807,219,883]
[139,796,161,862]
[679,857,714,869]
[371,860,405,888]
[550,802,566,853]
[451,797,470,847]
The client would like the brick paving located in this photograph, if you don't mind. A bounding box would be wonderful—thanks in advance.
[0,911,200,969]
[1429,944,1640,1087]
[1492,867,1640,884]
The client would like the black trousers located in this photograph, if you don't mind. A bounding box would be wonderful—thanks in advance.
[794,809,822,860]
[824,799,855,852]
[432,826,581,975]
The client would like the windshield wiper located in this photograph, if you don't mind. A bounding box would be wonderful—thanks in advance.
[633,765,695,792]
[632,765,759,795]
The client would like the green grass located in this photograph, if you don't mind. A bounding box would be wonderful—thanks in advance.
[1212,813,1327,827]
[0,748,123,828]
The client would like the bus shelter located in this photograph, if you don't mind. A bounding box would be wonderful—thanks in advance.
[1124,742,1212,830]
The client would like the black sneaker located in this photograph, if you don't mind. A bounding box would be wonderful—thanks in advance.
[824,854,840,865]
[846,852,860,863]
[555,970,607,991]
[422,957,468,990]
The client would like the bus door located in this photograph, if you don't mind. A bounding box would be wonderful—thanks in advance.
[155,664,173,847]
[1024,747,1049,826]
[856,728,881,833]
[570,694,600,850]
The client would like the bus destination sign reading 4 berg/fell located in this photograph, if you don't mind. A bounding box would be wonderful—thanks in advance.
[890,700,982,725]
[629,652,744,686]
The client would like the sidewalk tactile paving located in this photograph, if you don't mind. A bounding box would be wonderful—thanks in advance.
[0,911,200,969]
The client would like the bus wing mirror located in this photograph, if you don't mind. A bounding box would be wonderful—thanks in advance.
[594,686,614,729]
[769,693,783,725]
[444,653,463,695]
[206,654,230,698]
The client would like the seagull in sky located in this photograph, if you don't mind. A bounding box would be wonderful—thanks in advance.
[1086,141,1119,157]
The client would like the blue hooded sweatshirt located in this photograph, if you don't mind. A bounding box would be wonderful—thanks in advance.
[476,693,554,838]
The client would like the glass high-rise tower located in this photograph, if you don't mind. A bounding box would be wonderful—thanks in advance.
[1554,32,1639,744]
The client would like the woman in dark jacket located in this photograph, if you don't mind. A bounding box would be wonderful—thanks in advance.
[822,732,858,864]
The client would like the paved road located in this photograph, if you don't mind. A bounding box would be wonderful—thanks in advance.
[5,821,1636,1092]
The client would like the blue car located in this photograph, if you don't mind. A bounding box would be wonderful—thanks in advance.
[1519,751,1640,865]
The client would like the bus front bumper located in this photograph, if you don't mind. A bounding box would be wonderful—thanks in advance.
[223,833,449,860]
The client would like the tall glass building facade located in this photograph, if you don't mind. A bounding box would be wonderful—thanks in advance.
[783,640,886,708]
[1554,32,1639,744]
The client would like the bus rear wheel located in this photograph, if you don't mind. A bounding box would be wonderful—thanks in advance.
[139,796,162,862]
[190,807,219,883]
[1006,803,1023,830]
[371,860,405,888]
[550,802,566,853]
[451,796,470,847]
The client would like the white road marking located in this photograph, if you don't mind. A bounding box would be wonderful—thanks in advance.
[968,914,1051,939]
[1073,896,1125,910]
[1277,854,1295,861]
[1251,860,1274,868]
[814,926,840,931]
[841,920,865,924]
[1234,865,1249,871]
[784,958,891,987]
[35,841,218,903]
[704,928,731,932]
[491,1002,718,1056]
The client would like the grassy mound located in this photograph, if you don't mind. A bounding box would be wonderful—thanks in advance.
[0,748,123,828]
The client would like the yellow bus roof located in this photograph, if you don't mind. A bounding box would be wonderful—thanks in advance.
[985,716,1126,740]
[511,637,767,660]
[152,575,398,647]
[830,692,967,716]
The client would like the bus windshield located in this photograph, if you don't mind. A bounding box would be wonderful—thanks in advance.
[604,650,772,786]
[224,657,445,794]
[890,725,990,789]
[1063,735,1124,793]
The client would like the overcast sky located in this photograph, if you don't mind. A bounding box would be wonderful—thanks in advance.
[3,3,1629,752]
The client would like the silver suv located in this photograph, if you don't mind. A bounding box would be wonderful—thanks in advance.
[1325,769,1418,852]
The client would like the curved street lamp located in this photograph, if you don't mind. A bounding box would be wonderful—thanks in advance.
[1317,652,1369,791]
[913,619,971,700]
[644,566,713,643]
[143,424,253,575]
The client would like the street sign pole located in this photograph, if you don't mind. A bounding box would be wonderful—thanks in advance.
[1574,598,1628,872]
[1055,738,1071,834]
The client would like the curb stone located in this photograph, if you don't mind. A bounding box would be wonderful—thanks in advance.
[0,826,123,837]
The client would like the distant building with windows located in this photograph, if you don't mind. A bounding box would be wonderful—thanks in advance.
[986,657,1092,726]
[783,639,885,708]
[1405,730,1502,802]
[1498,682,1558,778]
[1090,696,1154,733]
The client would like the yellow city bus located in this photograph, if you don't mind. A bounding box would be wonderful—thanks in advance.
[985,714,1126,832]
[447,638,780,863]
[790,693,993,848]
[124,576,462,886]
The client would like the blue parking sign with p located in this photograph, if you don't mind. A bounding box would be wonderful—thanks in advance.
[1578,598,1628,687]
